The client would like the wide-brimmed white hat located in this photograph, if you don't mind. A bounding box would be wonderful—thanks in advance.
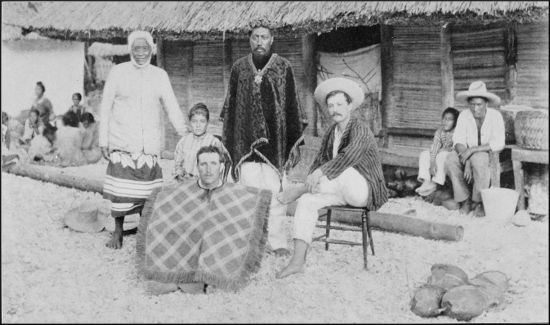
[314,77,364,110]
[456,80,501,106]
[64,200,110,233]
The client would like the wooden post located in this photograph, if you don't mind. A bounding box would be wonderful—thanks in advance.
[156,37,165,69]
[504,22,518,103]
[186,42,194,108]
[222,37,232,96]
[301,33,318,136]
[380,24,394,148]
[440,22,454,109]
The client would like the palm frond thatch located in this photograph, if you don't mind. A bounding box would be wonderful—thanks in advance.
[2,1,548,40]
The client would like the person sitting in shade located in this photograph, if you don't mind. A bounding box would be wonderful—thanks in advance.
[275,77,388,279]
[415,107,460,197]
[173,103,227,181]
[20,108,42,145]
[54,110,87,167]
[80,112,102,164]
[28,123,57,164]
[68,92,87,123]
[445,80,505,217]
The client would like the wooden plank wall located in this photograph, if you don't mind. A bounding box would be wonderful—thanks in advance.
[388,26,443,130]
[451,24,508,110]
[514,21,549,109]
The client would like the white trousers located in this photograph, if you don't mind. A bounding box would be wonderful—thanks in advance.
[293,167,369,244]
[417,150,450,186]
[239,162,289,250]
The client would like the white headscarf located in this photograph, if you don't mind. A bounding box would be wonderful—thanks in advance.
[127,30,155,68]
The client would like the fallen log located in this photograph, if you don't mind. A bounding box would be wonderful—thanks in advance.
[4,163,104,194]
[324,210,464,242]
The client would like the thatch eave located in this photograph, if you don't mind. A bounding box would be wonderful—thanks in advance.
[17,4,549,42]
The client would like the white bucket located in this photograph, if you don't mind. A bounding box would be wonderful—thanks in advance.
[481,188,519,220]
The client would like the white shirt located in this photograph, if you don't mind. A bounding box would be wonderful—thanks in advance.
[452,107,505,152]
[332,127,343,159]
[98,62,187,156]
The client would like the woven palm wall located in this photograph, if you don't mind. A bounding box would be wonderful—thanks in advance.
[514,21,549,109]
[191,40,226,136]
[451,24,508,110]
[162,40,193,151]
[387,25,443,130]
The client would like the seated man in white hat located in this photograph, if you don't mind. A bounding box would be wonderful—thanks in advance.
[446,80,505,217]
[276,77,388,279]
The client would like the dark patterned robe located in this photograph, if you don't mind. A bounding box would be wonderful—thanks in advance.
[221,53,307,181]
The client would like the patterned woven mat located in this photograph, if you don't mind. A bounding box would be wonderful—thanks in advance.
[136,181,271,291]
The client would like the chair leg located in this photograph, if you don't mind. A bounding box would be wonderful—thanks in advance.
[361,211,368,270]
[366,212,375,256]
[325,209,332,251]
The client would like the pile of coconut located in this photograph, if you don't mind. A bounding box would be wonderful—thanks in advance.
[411,264,508,320]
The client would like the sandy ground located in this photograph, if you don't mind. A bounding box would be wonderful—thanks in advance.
[1,169,548,323]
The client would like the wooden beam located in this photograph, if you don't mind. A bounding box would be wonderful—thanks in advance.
[380,24,394,148]
[440,22,454,109]
[4,163,104,194]
[327,210,464,242]
[387,127,436,137]
[301,33,318,136]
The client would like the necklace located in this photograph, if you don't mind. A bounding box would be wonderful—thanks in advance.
[249,54,278,85]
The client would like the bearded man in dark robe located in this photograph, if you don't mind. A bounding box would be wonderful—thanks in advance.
[221,21,307,256]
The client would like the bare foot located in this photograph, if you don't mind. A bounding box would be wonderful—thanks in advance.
[105,231,123,249]
[145,280,179,296]
[276,262,305,279]
[459,199,472,215]
[473,202,485,217]
[277,184,308,205]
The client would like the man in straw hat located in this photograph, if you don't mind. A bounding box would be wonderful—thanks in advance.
[99,30,187,249]
[276,77,388,279]
[446,80,505,217]
[220,18,308,257]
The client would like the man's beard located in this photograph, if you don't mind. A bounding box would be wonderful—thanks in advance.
[252,49,272,70]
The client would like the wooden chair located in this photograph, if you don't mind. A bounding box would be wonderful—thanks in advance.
[313,205,375,270]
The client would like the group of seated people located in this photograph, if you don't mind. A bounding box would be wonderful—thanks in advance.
[415,80,505,217]
[1,83,101,168]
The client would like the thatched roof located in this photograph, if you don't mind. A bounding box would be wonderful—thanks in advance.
[1,1,44,41]
[3,1,549,41]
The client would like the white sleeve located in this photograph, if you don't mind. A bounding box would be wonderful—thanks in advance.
[98,67,117,147]
[452,112,468,148]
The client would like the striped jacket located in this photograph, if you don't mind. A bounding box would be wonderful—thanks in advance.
[309,117,388,211]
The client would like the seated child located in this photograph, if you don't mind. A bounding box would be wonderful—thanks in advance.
[28,123,57,164]
[53,110,87,167]
[173,103,227,181]
[68,92,86,123]
[80,112,102,164]
[21,108,42,144]
[415,107,460,197]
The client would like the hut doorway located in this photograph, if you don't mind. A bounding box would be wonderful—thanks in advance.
[315,25,382,136]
